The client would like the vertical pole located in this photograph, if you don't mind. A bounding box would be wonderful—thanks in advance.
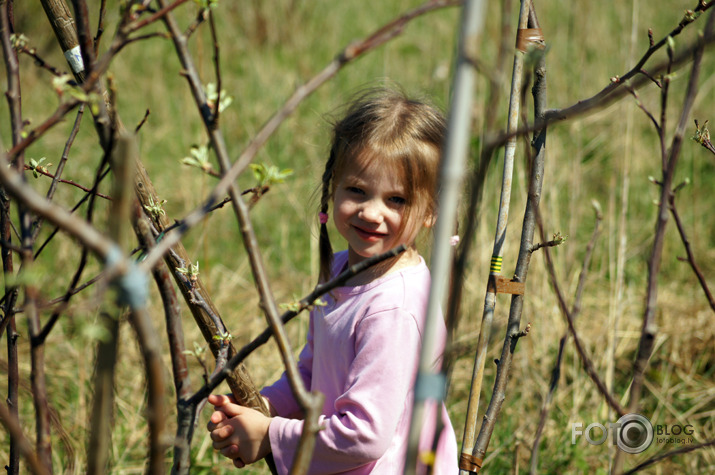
[459,1,531,473]
[404,0,486,473]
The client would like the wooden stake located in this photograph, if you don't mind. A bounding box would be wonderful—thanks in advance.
[459,1,532,472]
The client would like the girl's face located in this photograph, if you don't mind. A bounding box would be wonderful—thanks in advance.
[333,156,431,268]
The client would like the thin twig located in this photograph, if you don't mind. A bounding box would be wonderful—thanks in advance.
[34,248,89,345]
[32,167,111,260]
[537,208,626,417]
[621,438,715,474]
[0,401,50,475]
[669,193,715,312]
[32,105,86,241]
[528,236,565,253]
[86,312,119,475]
[135,108,150,133]
[122,0,191,34]
[22,164,112,200]
[16,45,65,76]
[627,5,712,419]
[638,68,662,87]
[529,204,602,474]
[624,85,661,135]
[5,100,82,161]
[94,0,107,50]
[184,7,209,38]
[208,9,222,124]
[25,275,53,471]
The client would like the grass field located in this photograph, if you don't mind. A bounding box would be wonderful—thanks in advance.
[1,0,714,473]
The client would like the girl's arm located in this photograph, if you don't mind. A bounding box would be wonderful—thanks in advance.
[268,308,421,474]
[261,312,315,417]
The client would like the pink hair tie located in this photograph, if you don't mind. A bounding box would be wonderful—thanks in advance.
[319,212,329,224]
[450,235,460,246]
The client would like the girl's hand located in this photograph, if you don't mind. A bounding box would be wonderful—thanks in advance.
[207,394,272,468]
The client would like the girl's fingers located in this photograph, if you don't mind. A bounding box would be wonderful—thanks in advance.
[208,393,238,406]
[207,410,229,431]
[210,424,234,445]
[207,393,228,406]
[208,394,245,419]
[233,457,245,468]
[213,401,246,419]
[220,444,240,459]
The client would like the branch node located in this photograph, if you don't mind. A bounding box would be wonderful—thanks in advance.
[512,322,532,340]
[672,177,690,194]
[530,232,567,253]
[692,119,715,155]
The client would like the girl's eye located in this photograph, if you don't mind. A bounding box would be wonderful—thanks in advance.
[346,186,364,195]
[389,196,406,206]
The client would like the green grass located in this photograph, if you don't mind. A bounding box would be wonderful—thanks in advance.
[1,0,715,473]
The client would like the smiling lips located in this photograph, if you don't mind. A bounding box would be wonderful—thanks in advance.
[352,225,387,242]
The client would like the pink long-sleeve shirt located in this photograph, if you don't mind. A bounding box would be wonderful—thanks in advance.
[261,251,458,474]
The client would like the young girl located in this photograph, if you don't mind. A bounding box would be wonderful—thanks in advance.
[207,88,459,474]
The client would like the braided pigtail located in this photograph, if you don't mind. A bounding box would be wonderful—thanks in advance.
[318,149,336,284]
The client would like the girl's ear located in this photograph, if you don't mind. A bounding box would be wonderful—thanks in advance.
[423,213,436,228]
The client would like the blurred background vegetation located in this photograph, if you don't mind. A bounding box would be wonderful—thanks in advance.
[1,0,714,473]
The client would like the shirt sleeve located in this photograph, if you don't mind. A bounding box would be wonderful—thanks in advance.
[268,308,422,474]
[261,313,314,418]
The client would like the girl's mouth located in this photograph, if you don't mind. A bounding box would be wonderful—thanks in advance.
[352,225,386,241]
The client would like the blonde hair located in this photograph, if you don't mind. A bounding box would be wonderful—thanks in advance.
[318,87,446,283]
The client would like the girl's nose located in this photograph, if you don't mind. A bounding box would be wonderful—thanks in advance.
[359,200,384,223]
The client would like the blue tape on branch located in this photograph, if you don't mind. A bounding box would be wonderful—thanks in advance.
[105,245,149,309]
[414,372,447,402]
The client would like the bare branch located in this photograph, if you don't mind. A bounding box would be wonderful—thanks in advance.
[669,191,715,312]
[536,208,626,417]
[22,164,112,200]
[529,204,602,474]
[627,4,713,419]
[86,312,119,475]
[134,160,269,416]
[32,106,86,241]
[528,233,566,253]
[123,0,192,34]
[0,400,50,475]
[622,438,715,474]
